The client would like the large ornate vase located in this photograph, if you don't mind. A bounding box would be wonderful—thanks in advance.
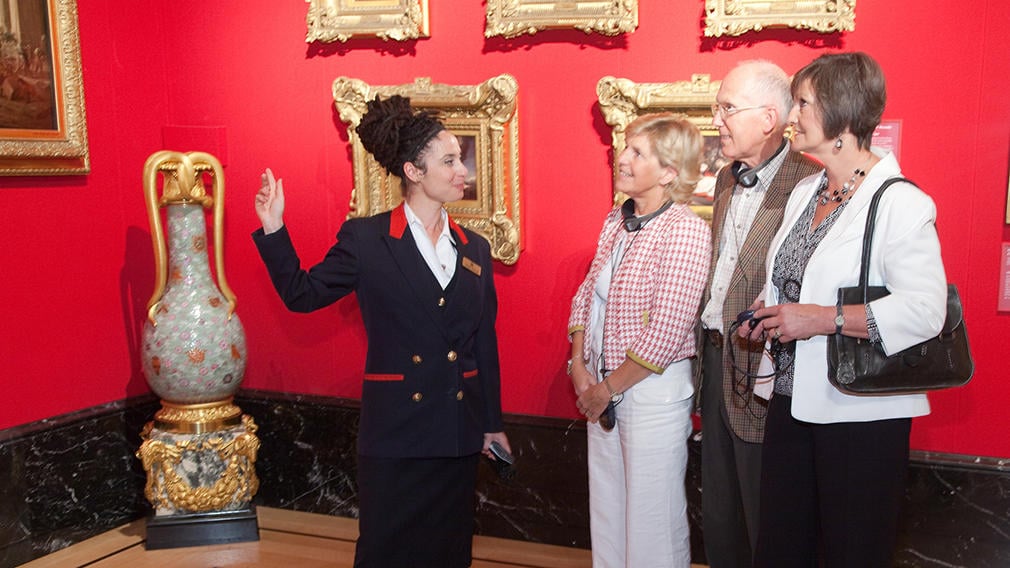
[136,151,259,526]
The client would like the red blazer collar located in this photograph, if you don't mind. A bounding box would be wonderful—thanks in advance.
[388,203,469,245]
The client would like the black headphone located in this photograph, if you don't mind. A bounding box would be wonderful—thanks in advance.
[730,139,788,188]
[621,199,673,232]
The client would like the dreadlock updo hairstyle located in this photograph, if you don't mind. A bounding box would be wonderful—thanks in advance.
[355,95,445,187]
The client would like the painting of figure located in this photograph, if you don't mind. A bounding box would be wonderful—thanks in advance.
[0,0,57,131]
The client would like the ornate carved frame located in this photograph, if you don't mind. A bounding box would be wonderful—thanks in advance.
[704,0,856,37]
[333,75,522,265]
[485,0,638,39]
[306,0,429,43]
[597,74,723,221]
[0,0,89,176]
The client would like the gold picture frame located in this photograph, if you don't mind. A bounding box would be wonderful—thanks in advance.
[485,0,638,39]
[333,74,522,265]
[597,74,724,221]
[704,0,856,37]
[0,0,89,176]
[306,0,429,43]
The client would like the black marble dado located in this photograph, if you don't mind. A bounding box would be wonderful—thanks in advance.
[234,391,603,547]
[234,393,360,516]
[4,391,1010,567]
[0,395,159,568]
[893,453,1010,568]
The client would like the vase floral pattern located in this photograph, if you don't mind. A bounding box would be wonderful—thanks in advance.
[142,203,246,403]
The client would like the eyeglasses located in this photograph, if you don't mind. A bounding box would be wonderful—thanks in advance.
[711,103,767,120]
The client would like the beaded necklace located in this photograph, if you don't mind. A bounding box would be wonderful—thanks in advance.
[816,168,866,206]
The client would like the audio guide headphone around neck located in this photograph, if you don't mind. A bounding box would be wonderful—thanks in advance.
[730,139,788,188]
[621,199,673,232]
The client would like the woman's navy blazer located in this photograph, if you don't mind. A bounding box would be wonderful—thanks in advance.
[253,204,505,458]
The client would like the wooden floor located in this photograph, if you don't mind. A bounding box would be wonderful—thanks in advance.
[23,507,706,567]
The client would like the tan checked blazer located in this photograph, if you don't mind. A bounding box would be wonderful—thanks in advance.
[700,151,821,443]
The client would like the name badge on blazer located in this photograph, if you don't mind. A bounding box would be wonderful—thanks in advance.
[461,256,481,276]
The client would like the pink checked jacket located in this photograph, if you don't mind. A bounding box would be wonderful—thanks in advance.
[569,203,712,375]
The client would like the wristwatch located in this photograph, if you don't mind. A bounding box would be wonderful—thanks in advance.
[602,377,622,402]
[834,303,845,335]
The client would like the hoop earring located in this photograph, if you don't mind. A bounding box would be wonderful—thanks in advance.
[834,138,843,150]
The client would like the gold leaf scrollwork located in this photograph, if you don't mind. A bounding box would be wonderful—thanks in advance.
[306,0,430,43]
[485,0,639,39]
[137,414,260,514]
[704,0,856,37]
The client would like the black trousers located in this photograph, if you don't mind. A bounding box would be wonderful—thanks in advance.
[754,395,910,568]
[700,340,763,568]
[354,453,479,568]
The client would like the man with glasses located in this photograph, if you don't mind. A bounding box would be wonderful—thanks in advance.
[697,60,820,568]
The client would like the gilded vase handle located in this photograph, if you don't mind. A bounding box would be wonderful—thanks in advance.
[142,151,237,325]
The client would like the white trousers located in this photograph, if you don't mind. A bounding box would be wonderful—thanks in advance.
[587,360,693,568]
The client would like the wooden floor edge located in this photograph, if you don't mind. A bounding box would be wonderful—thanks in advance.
[18,519,145,568]
[18,507,704,568]
[256,506,592,563]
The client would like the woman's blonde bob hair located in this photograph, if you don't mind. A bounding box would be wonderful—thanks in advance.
[623,112,704,204]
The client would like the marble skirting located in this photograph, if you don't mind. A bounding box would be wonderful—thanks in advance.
[1,390,1008,567]
[0,396,160,567]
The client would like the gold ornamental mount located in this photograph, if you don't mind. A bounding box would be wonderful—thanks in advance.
[154,398,244,434]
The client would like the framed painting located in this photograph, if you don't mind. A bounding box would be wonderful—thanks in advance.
[333,74,522,265]
[597,74,725,221]
[485,0,638,39]
[306,0,429,43]
[0,0,89,176]
[704,0,856,37]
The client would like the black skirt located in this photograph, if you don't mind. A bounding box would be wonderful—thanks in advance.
[354,453,480,568]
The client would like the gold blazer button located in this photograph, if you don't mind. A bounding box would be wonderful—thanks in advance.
[456,390,464,401]
[411,392,423,402]
[438,297,446,307]
[412,355,423,364]
[447,350,458,362]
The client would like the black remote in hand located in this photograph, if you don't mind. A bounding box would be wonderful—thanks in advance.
[487,441,516,480]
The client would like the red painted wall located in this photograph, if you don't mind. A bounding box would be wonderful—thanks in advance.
[2,1,1009,457]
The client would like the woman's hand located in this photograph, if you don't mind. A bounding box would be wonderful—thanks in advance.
[576,382,611,424]
[482,431,511,459]
[742,303,835,343]
[255,168,285,234]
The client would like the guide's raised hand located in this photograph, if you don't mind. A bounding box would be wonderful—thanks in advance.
[254,168,285,234]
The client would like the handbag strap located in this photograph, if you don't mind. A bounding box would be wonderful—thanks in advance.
[856,176,918,300]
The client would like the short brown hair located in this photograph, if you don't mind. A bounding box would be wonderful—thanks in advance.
[791,52,886,150]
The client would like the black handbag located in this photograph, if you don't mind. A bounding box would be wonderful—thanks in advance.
[827,177,974,394]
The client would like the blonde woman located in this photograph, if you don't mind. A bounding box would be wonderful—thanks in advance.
[568,113,712,567]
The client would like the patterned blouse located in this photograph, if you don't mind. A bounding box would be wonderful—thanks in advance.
[770,177,849,396]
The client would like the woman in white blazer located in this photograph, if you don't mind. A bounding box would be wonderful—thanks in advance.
[739,53,947,568]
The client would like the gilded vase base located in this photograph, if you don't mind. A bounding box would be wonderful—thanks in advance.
[138,411,260,517]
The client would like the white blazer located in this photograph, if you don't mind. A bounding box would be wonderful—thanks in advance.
[761,149,946,424]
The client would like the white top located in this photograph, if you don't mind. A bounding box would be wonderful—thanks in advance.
[404,202,457,289]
